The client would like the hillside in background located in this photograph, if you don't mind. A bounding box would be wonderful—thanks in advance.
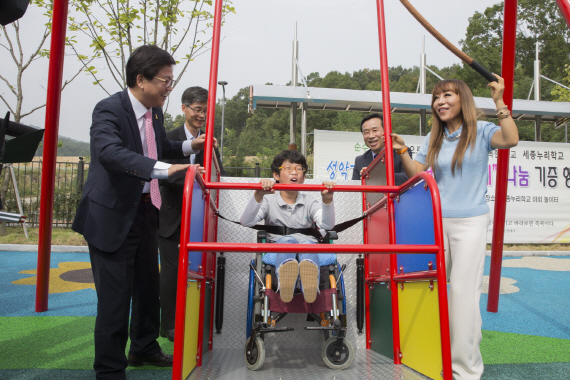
[35,136,90,157]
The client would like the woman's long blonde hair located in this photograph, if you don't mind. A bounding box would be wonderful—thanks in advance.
[426,79,479,176]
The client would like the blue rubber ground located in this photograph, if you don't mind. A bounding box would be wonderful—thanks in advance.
[481,257,570,340]
[1,251,570,379]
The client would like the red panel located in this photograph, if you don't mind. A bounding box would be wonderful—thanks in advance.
[366,207,391,279]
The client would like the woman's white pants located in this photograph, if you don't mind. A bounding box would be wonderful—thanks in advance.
[442,213,489,380]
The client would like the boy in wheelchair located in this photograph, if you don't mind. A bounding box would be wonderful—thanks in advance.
[240,150,336,304]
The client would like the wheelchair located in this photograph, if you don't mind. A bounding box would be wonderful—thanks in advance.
[244,230,354,370]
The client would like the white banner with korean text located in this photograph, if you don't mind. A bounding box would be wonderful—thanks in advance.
[313,129,570,244]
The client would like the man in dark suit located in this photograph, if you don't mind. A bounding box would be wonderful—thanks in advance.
[72,45,206,380]
[352,113,409,185]
[157,86,226,341]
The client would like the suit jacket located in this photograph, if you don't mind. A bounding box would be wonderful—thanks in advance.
[72,88,186,252]
[158,124,226,238]
[352,148,409,185]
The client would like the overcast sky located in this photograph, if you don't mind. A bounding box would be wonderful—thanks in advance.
[0,0,501,142]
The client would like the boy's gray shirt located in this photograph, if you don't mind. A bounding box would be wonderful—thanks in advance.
[240,192,335,243]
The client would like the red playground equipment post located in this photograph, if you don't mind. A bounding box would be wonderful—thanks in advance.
[557,0,570,29]
[375,0,401,364]
[487,0,518,313]
[35,0,70,312]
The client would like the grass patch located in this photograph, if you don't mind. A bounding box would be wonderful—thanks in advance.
[0,227,87,246]
[0,317,173,370]
[481,330,570,364]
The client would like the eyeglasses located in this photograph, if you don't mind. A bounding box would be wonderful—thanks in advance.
[185,105,207,116]
[279,165,307,173]
[154,76,174,88]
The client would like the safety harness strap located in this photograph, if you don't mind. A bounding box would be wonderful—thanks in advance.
[216,212,366,242]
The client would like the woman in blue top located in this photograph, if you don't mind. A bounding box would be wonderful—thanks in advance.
[390,75,519,380]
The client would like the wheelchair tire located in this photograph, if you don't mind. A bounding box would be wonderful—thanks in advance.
[244,336,265,371]
[321,337,354,370]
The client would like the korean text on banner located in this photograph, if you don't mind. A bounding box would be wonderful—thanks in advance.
[313,129,570,244]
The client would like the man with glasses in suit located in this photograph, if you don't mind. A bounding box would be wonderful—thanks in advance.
[158,86,226,342]
[72,45,207,380]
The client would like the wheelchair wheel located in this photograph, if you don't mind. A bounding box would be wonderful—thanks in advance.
[321,337,354,370]
[244,336,265,371]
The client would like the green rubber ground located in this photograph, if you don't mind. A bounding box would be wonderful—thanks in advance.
[0,317,173,371]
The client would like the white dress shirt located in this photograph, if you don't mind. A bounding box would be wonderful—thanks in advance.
[183,126,201,165]
[127,89,195,192]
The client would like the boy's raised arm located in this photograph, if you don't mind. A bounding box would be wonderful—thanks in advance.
[254,178,276,203]
[241,179,273,227]
[321,181,336,205]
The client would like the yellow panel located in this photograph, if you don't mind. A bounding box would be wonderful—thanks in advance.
[398,281,443,380]
[182,281,201,378]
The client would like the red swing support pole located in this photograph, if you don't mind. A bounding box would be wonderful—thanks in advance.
[487,0,518,313]
[556,0,570,29]
[375,0,402,364]
[35,0,70,312]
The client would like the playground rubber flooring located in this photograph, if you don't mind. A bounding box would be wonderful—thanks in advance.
[1,250,569,380]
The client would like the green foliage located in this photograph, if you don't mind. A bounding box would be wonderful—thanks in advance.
[36,137,90,156]
[52,190,83,226]
[552,64,570,102]
[65,0,235,95]
[459,0,570,100]
[163,112,185,132]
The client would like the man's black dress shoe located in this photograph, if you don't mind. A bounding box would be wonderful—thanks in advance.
[127,350,173,367]
[160,328,175,342]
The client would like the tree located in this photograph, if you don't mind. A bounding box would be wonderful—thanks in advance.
[66,0,235,101]
[163,112,184,132]
[552,64,570,102]
[0,0,88,123]
[459,0,570,99]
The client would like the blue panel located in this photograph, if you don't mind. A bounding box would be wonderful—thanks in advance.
[188,180,205,273]
[394,182,436,274]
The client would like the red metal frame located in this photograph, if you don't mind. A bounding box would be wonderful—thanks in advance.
[203,0,223,183]
[362,172,451,379]
[205,182,400,193]
[557,0,570,29]
[487,0,518,313]
[173,177,452,380]
[172,0,453,377]
[392,271,437,282]
[174,170,452,379]
[185,242,439,254]
[376,0,402,363]
[172,166,198,380]
[35,0,70,312]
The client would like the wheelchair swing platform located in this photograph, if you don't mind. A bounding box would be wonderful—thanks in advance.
[187,348,429,380]
[174,174,452,379]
